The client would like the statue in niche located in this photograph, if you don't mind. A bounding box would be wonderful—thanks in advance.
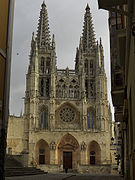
[50,141,56,150]
[81,141,86,151]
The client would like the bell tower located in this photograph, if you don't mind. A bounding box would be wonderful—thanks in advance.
[24,1,56,151]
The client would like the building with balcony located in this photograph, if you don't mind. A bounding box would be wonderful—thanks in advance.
[98,0,135,179]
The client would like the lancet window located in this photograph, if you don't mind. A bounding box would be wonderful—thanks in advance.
[87,108,96,129]
[90,60,93,75]
[41,57,45,73]
[40,78,44,96]
[40,107,48,129]
[46,78,50,97]
[39,78,50,97]
[46,57,50,74]
[40,57,50,74]
[46,61,50,74]
[90,80,95,97]
[85,80,88,98]
[69,85,74,98]
[85,59,88,75]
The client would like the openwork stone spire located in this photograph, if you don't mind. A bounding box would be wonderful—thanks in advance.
[36,1,51,49]
[82,4,96,52]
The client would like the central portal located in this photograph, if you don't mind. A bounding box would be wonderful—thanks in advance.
[63,151,72,169]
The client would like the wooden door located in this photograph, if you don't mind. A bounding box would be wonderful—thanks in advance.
[39,155,45,164]
[63,152,72,169]
[90,156,95,164]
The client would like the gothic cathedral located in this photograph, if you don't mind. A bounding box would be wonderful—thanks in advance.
[7,2,113,174]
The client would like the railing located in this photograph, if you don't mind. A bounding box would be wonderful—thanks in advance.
[57,69,76,76]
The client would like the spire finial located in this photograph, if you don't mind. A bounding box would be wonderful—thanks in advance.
[42,0,45,6]
[86,3,90,10]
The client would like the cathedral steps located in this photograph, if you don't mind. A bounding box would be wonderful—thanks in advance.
[5,155,47,177]
[5,167,47,177]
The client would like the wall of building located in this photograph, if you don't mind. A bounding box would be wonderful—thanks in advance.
[127,3,135,178]
[0,0,9,134]
[7,116,24,154]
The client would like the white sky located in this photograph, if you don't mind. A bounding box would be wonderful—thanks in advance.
[10,0,114,118]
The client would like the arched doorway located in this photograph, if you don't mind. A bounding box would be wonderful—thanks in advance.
[35,139,50,165]
[57,133,80,169]
[88,141,101,165]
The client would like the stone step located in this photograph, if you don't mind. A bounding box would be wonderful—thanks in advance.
[5,156,23,168]
[5,167,47,177]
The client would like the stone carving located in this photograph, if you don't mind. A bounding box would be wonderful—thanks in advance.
[50,141,56,150]
[58,133,79,151]
[81,141,86,151]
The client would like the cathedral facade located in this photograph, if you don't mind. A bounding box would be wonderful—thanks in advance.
[7,2,113,174]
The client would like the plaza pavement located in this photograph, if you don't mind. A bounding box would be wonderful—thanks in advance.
[5,173,124,180]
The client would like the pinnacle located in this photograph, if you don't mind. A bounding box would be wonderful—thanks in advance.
[42,0,46,6]
[82,3,96,52]
[36,1,51,49]
[86,3,90,10]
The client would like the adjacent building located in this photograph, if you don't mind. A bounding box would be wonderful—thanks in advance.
[0,0,14,178]
[98,0,135,179]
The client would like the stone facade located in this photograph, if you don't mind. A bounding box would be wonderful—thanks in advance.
[7,2,114,174]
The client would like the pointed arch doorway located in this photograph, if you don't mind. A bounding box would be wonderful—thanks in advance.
[63,151,72,169]
[57,133,80,170]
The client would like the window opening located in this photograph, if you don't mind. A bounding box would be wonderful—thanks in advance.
[46,79,49,97]
[40,111,47,129]
[40,78,44,96]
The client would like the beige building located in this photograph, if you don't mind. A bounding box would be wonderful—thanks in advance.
[98,0,135,179]
[7,2,114,174]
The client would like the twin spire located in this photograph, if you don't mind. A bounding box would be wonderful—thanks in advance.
[35,2,96,52]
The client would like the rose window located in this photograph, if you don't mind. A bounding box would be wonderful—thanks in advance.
[60,107,75,122]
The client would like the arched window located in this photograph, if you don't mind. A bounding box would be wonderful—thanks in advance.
[46,61,50,74]
[87,108,95,129]
[40,109,48,129]
[40,78,44,96]
[41,57,45,73]
[90,80,95,97]
[90,60,93,75]
[69,85,74,98]
[46,78,50,97]
[85,80,88,98]
[85,59,88,75]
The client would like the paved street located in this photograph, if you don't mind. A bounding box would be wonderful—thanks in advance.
[6,173,123,180]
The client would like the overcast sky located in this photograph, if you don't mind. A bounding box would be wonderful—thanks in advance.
[10,0,113,117]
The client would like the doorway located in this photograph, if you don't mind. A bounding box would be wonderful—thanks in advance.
[90,155,95,164]
[39,148,45,164]
[63,151,72,169]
